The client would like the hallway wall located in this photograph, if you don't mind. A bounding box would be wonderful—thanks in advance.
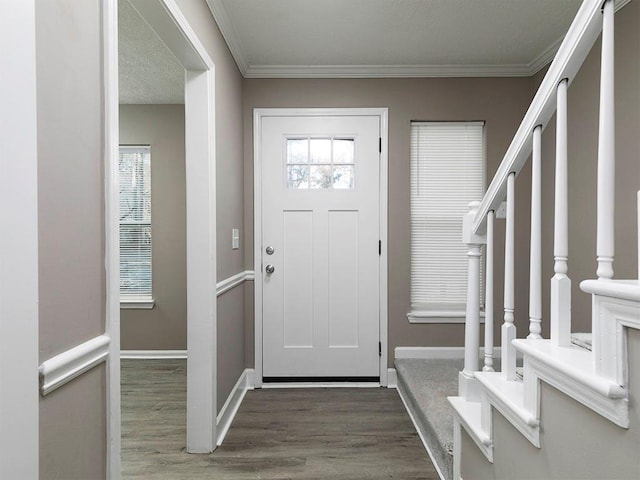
[243,77,534,367]
[119,104,188,351]
[36,0,107,477]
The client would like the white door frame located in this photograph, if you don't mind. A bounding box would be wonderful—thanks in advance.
[107,0,218,470]
[0,1,39,477]
[253,108,389,388]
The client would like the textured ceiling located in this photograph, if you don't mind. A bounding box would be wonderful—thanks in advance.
[210,0,585,77]
[119,0,184,104]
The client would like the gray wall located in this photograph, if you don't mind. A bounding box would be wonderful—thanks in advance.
[119,104,188,351]
[36,0,107,477]
[462,328,640,480]
[176,0,247,412]
[243,77,535,367]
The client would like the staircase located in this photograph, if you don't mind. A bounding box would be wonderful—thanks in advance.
[448,1,640,479]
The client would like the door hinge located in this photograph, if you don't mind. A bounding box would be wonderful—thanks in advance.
[379,137,382,153]
[378,341,382,357]
[378,240,381,255]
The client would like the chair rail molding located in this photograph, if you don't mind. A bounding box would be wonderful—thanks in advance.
[39,335,111,396]
[216,270,255,297]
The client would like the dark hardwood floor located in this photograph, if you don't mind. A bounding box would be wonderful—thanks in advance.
[121,359,439,479]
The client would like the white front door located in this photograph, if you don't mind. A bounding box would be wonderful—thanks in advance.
[260,113,381,378]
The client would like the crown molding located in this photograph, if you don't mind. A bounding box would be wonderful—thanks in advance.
[615,0,632,13]
[206,0,632,80]
[244,63,538,79]
[205,0,248,74]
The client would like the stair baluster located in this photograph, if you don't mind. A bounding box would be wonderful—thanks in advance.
[596,0,615,280]
[528,126,543,339]
[502,172,517,380]
[483,210,495,372]
[551,78,571,347]
[460,201,485,400]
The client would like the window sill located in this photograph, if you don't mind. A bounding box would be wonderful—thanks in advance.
[120,298,155,310]
[407,310,485,324]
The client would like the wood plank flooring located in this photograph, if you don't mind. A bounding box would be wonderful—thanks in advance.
[121,359,439,479]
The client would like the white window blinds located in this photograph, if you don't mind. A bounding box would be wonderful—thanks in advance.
[410,122,484,311]
[119,146,152,299]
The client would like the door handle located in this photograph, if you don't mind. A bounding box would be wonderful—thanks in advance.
[265,264,275,274]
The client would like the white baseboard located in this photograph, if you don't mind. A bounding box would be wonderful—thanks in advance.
[387,368,398,388]
[395,346,504,360]
[120,350,187,359]
[216,368,254,446]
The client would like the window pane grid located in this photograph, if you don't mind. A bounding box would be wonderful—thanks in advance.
[410,122,484,309]
[119,146,152,299]
[286,137,355,189]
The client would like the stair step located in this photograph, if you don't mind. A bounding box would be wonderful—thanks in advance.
[395,358,461,480]
[448,396,493,462]
[571,332,593,351]
[474,371,540,447]
[513,338,628,428]
[513,339,624,399]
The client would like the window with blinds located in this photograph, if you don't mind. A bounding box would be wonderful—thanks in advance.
[119,146,152,300]
[410,122,484,315]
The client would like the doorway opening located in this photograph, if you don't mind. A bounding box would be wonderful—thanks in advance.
[107,0,217,473]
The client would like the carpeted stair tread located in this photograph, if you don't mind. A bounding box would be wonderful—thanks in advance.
[395,358,463,480]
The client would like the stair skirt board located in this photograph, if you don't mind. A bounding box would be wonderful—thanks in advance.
[396,381,447,480]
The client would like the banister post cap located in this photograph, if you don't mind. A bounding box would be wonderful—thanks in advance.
[463,201,486,245]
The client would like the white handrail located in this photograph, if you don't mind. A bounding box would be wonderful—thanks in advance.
[472,0,605,235]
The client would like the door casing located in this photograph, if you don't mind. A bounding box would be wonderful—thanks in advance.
[253,108,389,387]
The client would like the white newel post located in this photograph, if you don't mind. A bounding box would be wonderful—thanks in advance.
[460,201,486,401]
[597,0,615,281]
[528,126,543,339]
[483,210,495,372]
[502,173,517,380]
[551,79,571,347]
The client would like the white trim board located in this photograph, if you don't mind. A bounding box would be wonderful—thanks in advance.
[121,350,187,359]
[261,382,383,389]
[395,346,505,360]
[387,368,398,388]
[253,108,389,388]
[39,335,111,396]
[216,369,254,446]
[216,270,255,297]
[103,1,122,477]
[0,2,39,476]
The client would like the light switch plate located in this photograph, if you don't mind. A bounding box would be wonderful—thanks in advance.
[232,228,240,250]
